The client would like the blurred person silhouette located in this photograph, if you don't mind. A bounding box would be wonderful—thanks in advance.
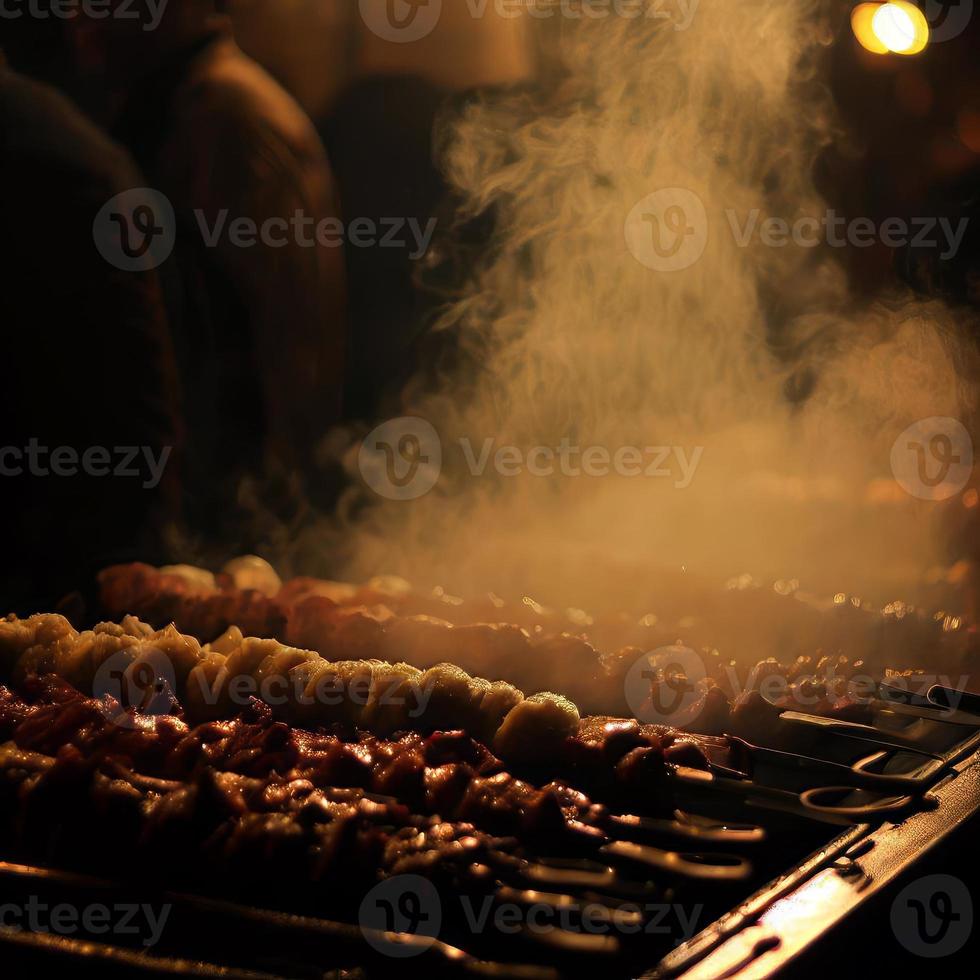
[0,52,182,616]
[233,0,536,419]
[0,1,347,542]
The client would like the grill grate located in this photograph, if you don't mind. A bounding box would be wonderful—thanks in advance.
[2,662,979,977]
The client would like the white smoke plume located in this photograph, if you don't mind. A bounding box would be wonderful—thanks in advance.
[319,0,976,622]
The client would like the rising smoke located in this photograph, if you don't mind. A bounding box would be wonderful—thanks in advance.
[325,0,975,618]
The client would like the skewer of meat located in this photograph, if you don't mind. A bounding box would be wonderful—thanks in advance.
[96,562,965,721]
[97,562,288,642]
[0,680,747,908]
[0,669,716,826]
[0,612,588,764]
[98,560,980,678]
[0,609,879,796]
[0,737,519,913]
[98,563,616,711]
[0,730,753,969]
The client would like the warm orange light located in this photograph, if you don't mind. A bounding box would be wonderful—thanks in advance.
[875,2,930,54]
[852,3,890,53]
[852,2,930,56]
[957,110,980,154]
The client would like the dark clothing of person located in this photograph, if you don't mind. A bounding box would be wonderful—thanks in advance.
[112,31,347,533]
[0,66,181,615]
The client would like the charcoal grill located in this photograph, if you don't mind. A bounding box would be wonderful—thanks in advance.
[2,693,978,979]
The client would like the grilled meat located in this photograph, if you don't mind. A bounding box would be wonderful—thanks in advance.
[0,676,709,824]
[96,561,967,719]
[0,736,514,913]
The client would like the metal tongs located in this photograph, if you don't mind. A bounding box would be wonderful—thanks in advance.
[785,689,980,762]
[703,733,947,795]
[925,683,980,717]
[666,763,920,825]
[746,685,979,764]
[664,703,955,823]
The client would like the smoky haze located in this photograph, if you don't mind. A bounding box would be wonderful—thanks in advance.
[317,0,975,621]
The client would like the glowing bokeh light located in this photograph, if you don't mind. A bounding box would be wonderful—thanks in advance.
[852,2,930,55]
[873,2,930,54]
[851,3,890,53]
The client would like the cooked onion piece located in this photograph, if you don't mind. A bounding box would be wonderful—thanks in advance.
[185,652,228,721]
[222,555,283,597]
[4,615,735,776]
[414,663,485,734]
[335,660,381,727]
[208,625,245,656]
[493,692,581,765]
[0,614,76,679]
[476,681,525,744]
[362,661,424,735]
